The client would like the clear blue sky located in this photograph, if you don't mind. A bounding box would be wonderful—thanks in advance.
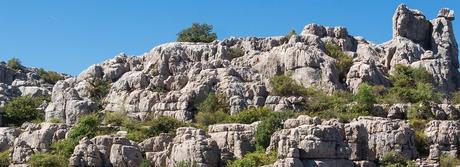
[0,1,458,75]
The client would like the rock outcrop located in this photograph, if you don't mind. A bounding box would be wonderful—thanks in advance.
[10,123,68,165]
[69,135,144,167]
[208,123,258,162]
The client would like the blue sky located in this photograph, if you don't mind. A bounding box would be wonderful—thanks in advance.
[0,1,458,75]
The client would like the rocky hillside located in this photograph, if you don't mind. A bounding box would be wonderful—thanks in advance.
[0,4,459,167]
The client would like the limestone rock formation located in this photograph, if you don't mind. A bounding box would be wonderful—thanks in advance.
[10,123,68,165]
[69,135,144,167]
[208,123,258,162]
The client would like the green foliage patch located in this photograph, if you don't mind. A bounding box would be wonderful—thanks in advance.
[177,23,217,43]
[2,96,49,126]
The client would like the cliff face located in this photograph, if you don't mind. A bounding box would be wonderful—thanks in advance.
[1,4,459,167]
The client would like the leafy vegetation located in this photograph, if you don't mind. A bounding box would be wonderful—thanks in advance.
[122,115,185,142]
[228,47,245,60]
[88,78,111,109]
[381,151,415,167]
[177,23,217,43]
[226,108,272,124]
[281,29,297,43]
[227,151,277,167]
[7,58,22,70]
[51,114,100,159]
[1,96,49,126]
[451,90,460,104]
[325,43,353,83]
[380,65,441,104]
[0,150,10,167]
[194,92,230,127]
[103,111,128,126]
[440,155,460,167]
[270,74,313,97]
[38,68,64,84]
[28,153,68,167]
[254,111,295,150]
[174,161,199,167]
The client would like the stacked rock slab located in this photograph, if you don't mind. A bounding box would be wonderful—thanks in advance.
[69,135,144,167]
[10,123,68,165]
[208,123,258,163]
[265,116,417,167]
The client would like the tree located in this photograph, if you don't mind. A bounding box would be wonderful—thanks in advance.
[177,23,217,43]
[7,58,22,70]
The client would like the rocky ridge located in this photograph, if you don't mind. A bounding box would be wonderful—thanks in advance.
[0,4,458,167]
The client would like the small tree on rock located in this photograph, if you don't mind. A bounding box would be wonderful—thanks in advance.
[177,23,217,43]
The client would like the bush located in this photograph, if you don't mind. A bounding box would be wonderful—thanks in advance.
[49,118,63,124]
[255,111,296,150]
[88,78,111,109]
[349,83,377,114]
[226,108,272,124]
[28,153,67,167]
[52,114,100,158]
[381,65,441,104]
[197,92,228,114]
[38,68,64,84]
[451,91,460,104]
[270,74,312,96]
[174,161,199,167]
[440,155,460,167]
[195,110,229,128]
[381,151,414,167]
[2,96,49,126]
[139,160,152,167]
[104,111,128,126]
[147,116,185,137]
[408,118,429,157]
[325,43,353,83]
[0,150,10,167]
[227,151,277,167]
[228,47,245,60]
[281,29,297,43]
[177,23,217,43]
[7,58,22,70]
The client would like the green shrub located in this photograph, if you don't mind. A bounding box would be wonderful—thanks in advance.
[147,116,184,137]
[381,151,413,167]
[408,118,429,157]
[270,74,312,96]
[451,91,460,104]
[174,161,199,167]
[197,93,228,114]
[28,153,67,167]
[255,111,296,150]
[0,150,10,167]
[226,108,272,124]
[381,65,441,104]
[139,160,152,167]
[49,118,63,124]
[177,23,217,43]
[89,78,111,109]
[104,111,128,126]
[228,47,245,60]
[2,96,49,126]
[281,29,297,43]
[7,58,22,70]
[51,114,100,158]
[325,43,353,83]
[38,68,64,84]
[227,151,277,167]
[195,110,229,128]
[349,83,376,114]
[440,155,460,167]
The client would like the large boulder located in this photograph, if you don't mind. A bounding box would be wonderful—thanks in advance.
[10,123,68,165]
[139,133,173,167]
[424,120,460,160]
[168,127,221,167]
[69,135,143,167]
[0,127,20,152]
[208,123,258,162]
[345,117,417,161]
